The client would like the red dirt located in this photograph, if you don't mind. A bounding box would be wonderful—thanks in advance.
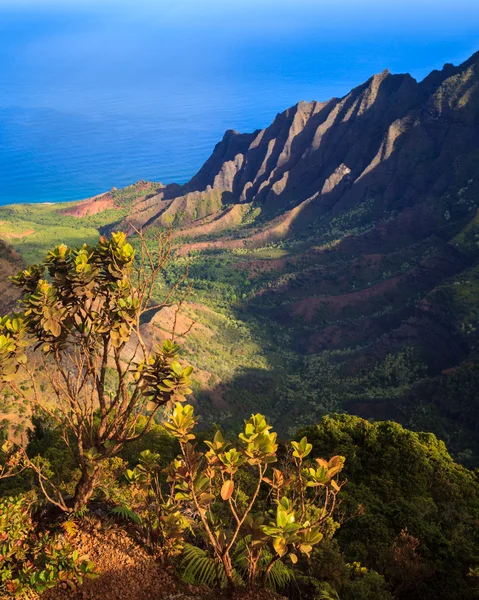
[62,193,115,218]
[291,275,404,322]
[40,517,285,600]
[40,521,202,600]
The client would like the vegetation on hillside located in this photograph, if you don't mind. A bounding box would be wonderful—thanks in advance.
[2,177,479,467]
[0,233,477,599]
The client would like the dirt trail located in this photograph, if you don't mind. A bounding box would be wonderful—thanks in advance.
[40,519,284,600]
[2,229,34,239]
[41,523,203,600]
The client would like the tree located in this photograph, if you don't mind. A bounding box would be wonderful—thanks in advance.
[134,403,345,590]
[0,231,193,511]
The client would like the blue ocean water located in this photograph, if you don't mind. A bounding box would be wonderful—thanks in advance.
[0,0,478,205]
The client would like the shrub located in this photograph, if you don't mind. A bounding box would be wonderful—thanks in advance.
[299,414,479,600]
[0,495,95,597]
[120,404,345,591]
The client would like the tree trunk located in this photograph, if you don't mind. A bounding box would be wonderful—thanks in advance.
[72,467,99,511]
[221,553,236,589]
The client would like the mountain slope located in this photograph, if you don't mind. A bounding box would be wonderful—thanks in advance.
[146,50,479,460]
[0,239,23,313]
[2,50,479,463]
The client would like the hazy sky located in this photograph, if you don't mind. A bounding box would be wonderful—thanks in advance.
[1,0,478,118]
[1,0,478,80]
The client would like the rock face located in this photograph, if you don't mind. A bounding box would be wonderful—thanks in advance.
[109,50,479,243]
[178,51,479,223]
[142,48,479,436]
[53,48,470,248]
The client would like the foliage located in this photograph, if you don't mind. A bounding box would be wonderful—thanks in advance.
[156,404,345,589]
[298,414,479,600]
[2,174,479,598]
[0,495,95,597]
[115,448,191,562]
[112,406,344,591]
[0,231,193,511]
[0,440,26,482]
[180,542,295,591]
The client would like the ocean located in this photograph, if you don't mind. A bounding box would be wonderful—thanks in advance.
[0,0,478,205]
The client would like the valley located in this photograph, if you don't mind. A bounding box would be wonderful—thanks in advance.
[2,51,479,465]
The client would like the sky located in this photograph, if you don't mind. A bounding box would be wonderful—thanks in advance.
[1,1,478,87]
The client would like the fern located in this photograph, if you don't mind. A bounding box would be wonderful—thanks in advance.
[61,520,79,538]
[317,583,340,600]
[232,537,294,591]
[181,542,293,591]
[266,559,295,591]
[180,543,242,589]
[111,504,142,524]
[71,505,89,518]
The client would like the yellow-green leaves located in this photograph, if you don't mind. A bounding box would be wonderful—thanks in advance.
[163,403,197,443]
[74,248,93,275]
[11,232,145,355]
[260,497,326,559]
[100,231,135,278]
[298,526,323,556]
[261,498,302,557]
[0,315,27,386]
[46,243,70,263]
[10,263,44,293]
[204,429,229,461]
[137,341,193,409]
[218,448,245,474]
[291,437,312,459]
[239,413,278,465]
[109,323,131,348]
[124,450,161,487]
[276,497,296,528]
[304,455,345,488]
[161,410,345,588]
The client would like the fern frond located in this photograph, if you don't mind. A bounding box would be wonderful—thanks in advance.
[72,505,89,518]
[317,583,340,600]
[180,543,243,589]
[61,520,79,538]
[232,538,294,592]
[266,559,295,591]
[111,504,142,524]
[181,544,223,588]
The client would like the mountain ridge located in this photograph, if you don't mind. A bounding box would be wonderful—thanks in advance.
[92,49,477,241]
[2,49,479,462]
